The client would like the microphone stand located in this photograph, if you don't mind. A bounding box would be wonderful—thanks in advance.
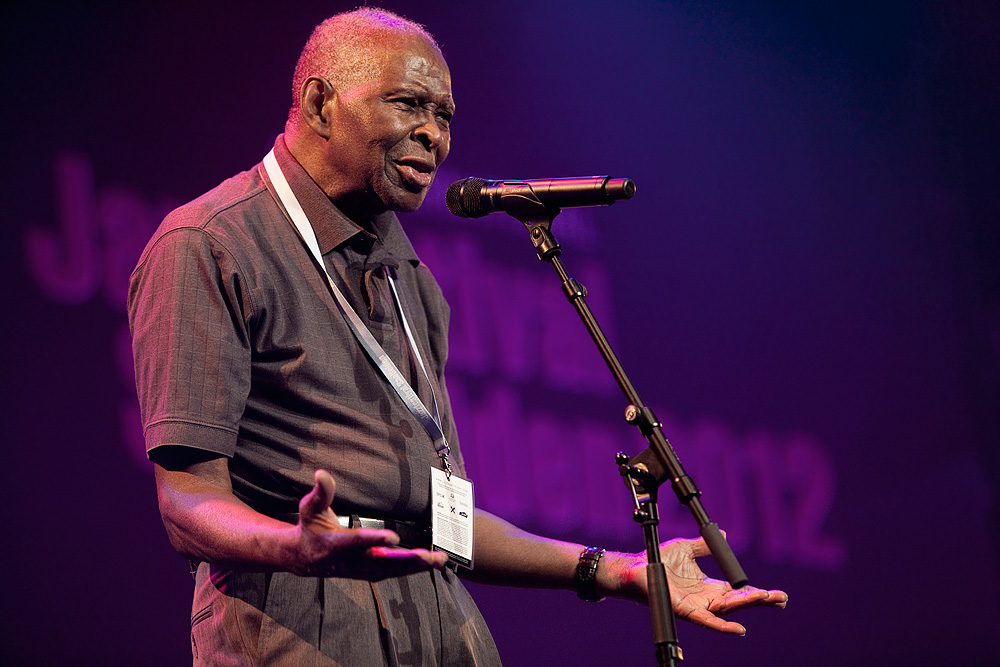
[504,201,748,666]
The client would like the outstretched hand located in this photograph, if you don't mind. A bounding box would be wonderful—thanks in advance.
[608,536,787,635]
[290,470,448,580]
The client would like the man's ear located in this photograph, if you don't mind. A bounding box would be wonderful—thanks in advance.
[299,77,336,139]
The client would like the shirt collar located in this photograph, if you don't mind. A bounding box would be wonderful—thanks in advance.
[269,135,420,265]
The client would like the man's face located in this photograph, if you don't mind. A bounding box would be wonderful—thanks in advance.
[325,36,454,215]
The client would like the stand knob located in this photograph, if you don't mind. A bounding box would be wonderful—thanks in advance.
[624,404,640,423]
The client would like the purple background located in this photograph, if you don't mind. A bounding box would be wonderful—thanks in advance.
[2,1,998,665]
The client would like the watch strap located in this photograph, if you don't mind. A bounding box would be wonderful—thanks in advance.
[576,546,606,602]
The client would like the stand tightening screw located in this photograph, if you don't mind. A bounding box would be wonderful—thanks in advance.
[624,404,640,423]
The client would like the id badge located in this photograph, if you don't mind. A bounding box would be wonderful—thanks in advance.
[430,467,474,568]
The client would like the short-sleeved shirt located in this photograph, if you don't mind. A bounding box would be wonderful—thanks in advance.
[128,136,499,666]
[129,135,465,521]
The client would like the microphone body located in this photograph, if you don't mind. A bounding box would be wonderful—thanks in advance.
[446,176,635,218]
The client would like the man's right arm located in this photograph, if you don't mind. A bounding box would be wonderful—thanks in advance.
[153,446,447,579]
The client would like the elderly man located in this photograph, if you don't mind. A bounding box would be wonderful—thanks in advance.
[128,7,786,666]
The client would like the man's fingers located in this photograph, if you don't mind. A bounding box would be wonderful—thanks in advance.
[683,608,746,636]
[366,547,449,578]
[688,537,711,558]
[715,587,789,612]
[708,587,771,613]
[369,546,448,568]
[681,528,730,559]
[674,585,787,635]
[335,527,401,549]
[300,469,337,519]
[762,589,789,608]
[313,469,336,507]
[309,546,448,581]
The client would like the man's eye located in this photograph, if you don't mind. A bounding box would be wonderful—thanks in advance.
[394,97,419,109]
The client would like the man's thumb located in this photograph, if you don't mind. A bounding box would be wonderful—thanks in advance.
[301,469,336,518]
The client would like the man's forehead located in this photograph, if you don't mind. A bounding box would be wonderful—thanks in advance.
[336,39,451,101]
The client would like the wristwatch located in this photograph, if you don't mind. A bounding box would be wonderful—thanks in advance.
[576,546,606,602]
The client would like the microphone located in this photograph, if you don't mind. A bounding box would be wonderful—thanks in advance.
[446,176,635,218]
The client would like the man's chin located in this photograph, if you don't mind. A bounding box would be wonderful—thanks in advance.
[382,187,430,213]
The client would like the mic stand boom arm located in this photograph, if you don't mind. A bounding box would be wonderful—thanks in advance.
[509,201,747,666]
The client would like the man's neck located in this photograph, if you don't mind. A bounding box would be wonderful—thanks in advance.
[284,129,384,234]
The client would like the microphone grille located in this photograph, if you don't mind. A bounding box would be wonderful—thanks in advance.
[445,177,488,218]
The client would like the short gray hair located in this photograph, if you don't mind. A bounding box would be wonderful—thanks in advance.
[290,7,442,108]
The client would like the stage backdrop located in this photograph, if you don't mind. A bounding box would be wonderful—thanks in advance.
[2,1,997,665]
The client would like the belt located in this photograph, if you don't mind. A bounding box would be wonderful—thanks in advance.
[277,512,432,551]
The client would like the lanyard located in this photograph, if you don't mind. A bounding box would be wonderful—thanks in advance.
[262,149,452,475]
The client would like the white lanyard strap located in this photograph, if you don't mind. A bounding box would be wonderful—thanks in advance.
[386,274,446,442]
[262,150,451,468]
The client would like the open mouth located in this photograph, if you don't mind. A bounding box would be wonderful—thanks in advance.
[395,158,435,190]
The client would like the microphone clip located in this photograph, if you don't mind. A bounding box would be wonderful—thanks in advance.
[527,220,562,262]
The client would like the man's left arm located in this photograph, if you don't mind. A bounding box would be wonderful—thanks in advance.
[464,510,788,635]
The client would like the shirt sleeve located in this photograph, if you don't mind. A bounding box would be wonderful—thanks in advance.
[128,225,254,459]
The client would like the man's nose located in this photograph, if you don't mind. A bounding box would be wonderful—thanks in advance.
[413,116,446,151]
